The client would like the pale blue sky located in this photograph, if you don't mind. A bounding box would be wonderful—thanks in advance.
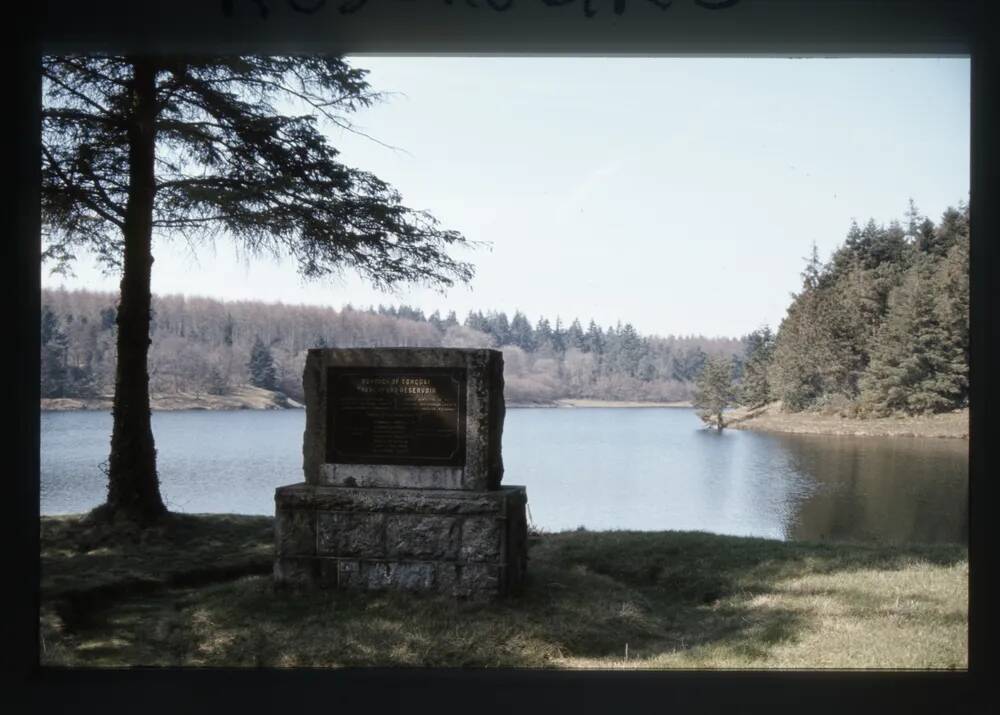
[44,57,970,338]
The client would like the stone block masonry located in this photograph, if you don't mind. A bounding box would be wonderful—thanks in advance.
[274,484,528,599]
[275,348,527,600]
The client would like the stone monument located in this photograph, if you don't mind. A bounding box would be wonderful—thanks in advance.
[274,348,528,599]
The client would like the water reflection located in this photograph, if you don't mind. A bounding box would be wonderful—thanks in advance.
[768,433,968,544]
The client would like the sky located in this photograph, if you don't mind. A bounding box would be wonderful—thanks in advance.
[42,57,970,338]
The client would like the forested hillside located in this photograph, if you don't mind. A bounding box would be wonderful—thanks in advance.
[40,290,744,404]
[743,201,969,416]
[43,202,965,413]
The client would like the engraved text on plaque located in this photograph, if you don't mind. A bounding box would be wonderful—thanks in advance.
[326,367,467,466]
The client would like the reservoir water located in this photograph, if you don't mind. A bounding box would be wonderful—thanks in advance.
[40,407,968,545]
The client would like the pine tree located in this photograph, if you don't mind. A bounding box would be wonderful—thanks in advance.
[247,336,278,391]
[566,318,585,351]
[637,349,658,382]
[693,356,736,431]
[535,317,554,353]
[671,346,707,382]
[551,317,566,354]
[739,326,774,407]
[510,311,535,351]
[40,305,69,398]
[859,258,964,415]
[42,55,473,524]
[769,291,824,410]
[487,311,511,346]
[397,305,425,322]
[99,306,117,331]
[40,304,59,348]
[932,233,970,407]
[464,310,489,333]
[222,313,235,346]
[921,204,969,257]
[801,241,824,289]
[769,239,874,409]
[616,323,642,378]
[903,198,936,253]
[583,320,604,355]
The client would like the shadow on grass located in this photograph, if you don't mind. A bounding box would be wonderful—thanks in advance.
[41,513,274,633]
[39,515,967,668]
[516,530,965,664]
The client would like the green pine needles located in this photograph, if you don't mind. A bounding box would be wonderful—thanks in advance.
[762,202,969,417]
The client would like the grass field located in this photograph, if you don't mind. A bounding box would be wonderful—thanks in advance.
[40,513,967,669]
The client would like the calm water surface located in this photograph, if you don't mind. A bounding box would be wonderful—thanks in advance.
[40,407,968,544]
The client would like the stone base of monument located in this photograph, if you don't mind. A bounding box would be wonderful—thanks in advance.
[274,483,528,600]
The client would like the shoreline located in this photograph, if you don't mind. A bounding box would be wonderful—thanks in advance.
[39,392,968,440]
[43,393,692,411]
[508,399,692,409]
[726,402,968,440]
[41,386,304,412]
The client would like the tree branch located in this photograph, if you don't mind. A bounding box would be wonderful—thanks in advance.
[42,71,115,117]
[43,145,126,229]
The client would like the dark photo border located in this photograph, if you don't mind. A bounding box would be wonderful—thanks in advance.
[10,1,996,712]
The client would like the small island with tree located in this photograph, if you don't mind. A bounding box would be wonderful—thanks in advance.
[693,355,736,431]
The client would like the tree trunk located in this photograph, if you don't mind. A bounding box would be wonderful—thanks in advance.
[104,57,166,524]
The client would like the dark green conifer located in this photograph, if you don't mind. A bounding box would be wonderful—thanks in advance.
[510,311,535,351]
[247,336,278,391]
[694,356,736,431]
[860,228,969,415]
[739,326,775,408]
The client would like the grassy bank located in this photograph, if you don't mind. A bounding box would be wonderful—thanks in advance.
[727,402,968,439]
[40,514,966,669]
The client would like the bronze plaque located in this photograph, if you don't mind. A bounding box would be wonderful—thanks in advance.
[326,367,467,466]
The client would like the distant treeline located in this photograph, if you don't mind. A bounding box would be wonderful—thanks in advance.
[743,201,969,416]
[42,203,966,413]
[40,289,745,404]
